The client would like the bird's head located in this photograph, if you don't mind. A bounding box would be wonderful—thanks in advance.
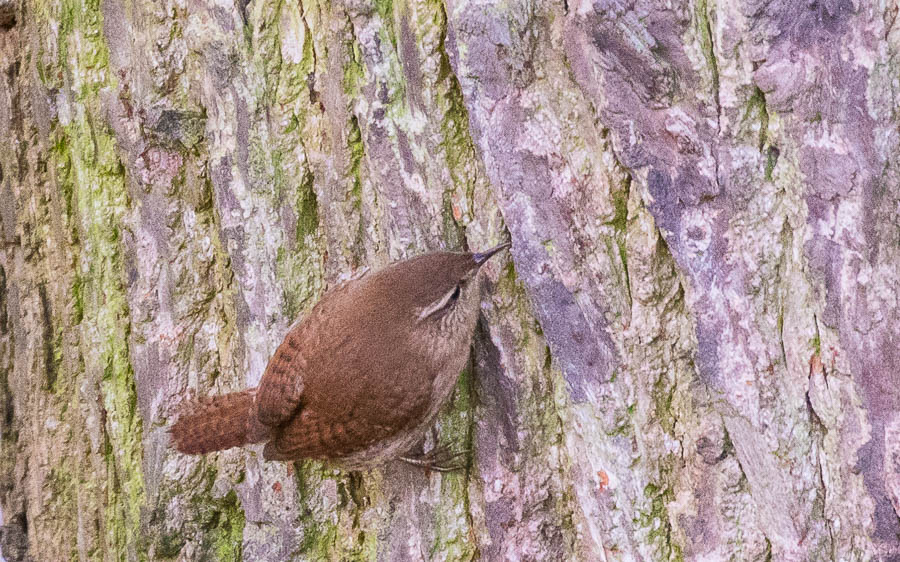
[367,243,510,335]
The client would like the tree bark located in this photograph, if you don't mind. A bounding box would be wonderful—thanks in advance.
[1,0,898,560]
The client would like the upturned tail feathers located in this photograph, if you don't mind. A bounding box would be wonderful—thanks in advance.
[170,388,272,455]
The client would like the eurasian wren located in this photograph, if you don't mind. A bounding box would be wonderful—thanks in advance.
[170,244,509,470]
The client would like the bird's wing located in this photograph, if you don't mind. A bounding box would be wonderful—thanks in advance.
[255,327,308,427]
[256,271,366,427]
[261,408,399,461]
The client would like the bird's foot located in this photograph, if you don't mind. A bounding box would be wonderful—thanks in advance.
[400,445,470,473]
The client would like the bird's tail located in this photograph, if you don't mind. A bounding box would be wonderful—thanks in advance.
[170,388,272,455]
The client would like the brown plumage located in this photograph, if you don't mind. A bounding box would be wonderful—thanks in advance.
[170,389,270,454]
[170,244,508,469]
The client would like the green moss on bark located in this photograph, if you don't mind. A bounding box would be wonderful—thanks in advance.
[208,490,246,562]
[343,35,366,98]
[694,0,720,114]
[639,481,683,561]
[293,462,379,561]
[434,0,481,234]
[375,0,396,49]
[431,368,477,560]
[347,113,367,254]
[48,0,147,557]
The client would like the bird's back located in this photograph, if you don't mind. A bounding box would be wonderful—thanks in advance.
[259,265,438,461]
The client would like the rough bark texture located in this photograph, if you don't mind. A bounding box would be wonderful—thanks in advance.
[0,0,898,560]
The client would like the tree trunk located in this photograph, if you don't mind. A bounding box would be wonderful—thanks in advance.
[1,0,898,560]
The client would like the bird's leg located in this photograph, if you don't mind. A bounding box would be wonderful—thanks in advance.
[400,444,470,473]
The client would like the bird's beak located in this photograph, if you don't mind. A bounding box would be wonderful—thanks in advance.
[473,242,511,266]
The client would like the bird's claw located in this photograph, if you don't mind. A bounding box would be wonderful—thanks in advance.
[400,445,470,473]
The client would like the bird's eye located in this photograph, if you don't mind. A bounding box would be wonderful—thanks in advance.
[418,283,463,322]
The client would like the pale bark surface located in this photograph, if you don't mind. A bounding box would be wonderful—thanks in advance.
[0,0,898,560]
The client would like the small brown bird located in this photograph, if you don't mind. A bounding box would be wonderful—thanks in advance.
[170,243,509,470]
